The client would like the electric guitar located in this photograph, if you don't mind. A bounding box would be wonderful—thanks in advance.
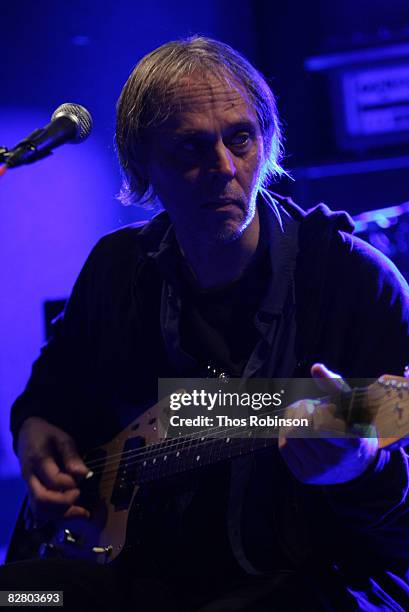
[8,374,409,565]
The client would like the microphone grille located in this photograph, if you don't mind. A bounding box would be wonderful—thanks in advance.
[51,103,93,142]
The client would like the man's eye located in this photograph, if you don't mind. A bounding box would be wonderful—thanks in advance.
[229,132,250,147]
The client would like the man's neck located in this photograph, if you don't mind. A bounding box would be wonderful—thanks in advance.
[175,209,261,290]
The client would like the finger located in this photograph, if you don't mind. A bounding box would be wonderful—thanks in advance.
[64,505,90,519]
[311,363,351,394]
[28,474,81,511]
[53,437,89,480]
[34,456,78,491]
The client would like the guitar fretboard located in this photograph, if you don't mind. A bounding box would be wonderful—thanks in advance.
[133,431,276,484]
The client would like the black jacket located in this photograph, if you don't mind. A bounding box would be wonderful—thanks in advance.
[10,193,409,608]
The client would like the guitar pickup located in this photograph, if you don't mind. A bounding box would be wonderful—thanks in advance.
[111,436,145,510]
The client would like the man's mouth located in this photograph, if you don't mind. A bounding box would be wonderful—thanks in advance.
[201,199,242,210]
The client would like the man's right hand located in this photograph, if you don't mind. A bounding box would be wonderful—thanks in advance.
[17,417,90,522]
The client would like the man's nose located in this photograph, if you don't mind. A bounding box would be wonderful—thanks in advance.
[209,142,236,181]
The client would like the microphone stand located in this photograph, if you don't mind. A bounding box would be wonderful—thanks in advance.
[0,130,52,168]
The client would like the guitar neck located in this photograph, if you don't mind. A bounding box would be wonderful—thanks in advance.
[113,374,409,488]
[134,431,275,484]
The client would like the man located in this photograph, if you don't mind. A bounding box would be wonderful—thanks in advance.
[2,36,409,611]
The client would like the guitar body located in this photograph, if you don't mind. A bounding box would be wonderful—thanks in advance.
[35,398,169,565]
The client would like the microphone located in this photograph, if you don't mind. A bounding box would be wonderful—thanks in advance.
[4,103,93,168]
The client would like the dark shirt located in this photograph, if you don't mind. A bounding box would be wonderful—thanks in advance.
[179,244,271,378]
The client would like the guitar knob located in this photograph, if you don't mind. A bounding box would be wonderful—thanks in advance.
[92,545,113,556]
[60,528,79,545]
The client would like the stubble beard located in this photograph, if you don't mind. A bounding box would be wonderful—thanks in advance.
[175,194,257,250]
[213,220,245,244]
[200,204,256,246]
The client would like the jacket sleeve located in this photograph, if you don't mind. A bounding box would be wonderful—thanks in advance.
[9,238,105,453]
[323,447,409,560]
[322,232,409,560]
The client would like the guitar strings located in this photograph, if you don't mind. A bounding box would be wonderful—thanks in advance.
[82,391,399,482]
[82,427,271,497]
[93,416,408,500]
[84,442,275,502]
[81,412,388,492]
[78,392,407,501]
[83,404,328,473]
[82,386,395,475]
[83,420,386,502]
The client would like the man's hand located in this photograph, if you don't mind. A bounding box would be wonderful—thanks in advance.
[17,417,90,522]
[278,364,379,485]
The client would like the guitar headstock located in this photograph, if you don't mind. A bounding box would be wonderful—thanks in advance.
[367,375,409,449]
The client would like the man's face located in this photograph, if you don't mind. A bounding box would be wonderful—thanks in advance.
[143,73,265,245]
